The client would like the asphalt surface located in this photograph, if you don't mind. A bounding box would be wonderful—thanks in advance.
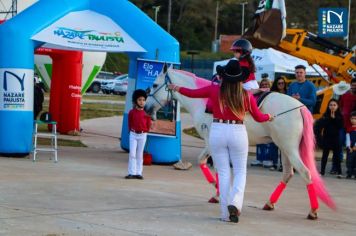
[0,114,355,236]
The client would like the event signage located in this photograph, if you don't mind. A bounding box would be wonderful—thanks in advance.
[136,59,179,136]
[318,8,348,38]
[136,59,170,91]
[0,69,33,111]
[32,10,146,52]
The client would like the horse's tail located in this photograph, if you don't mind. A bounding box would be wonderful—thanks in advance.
[299,107,336,210]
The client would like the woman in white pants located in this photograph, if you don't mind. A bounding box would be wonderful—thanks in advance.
[169,59,273,223]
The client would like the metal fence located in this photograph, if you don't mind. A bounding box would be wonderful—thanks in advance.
[180,59,216,80]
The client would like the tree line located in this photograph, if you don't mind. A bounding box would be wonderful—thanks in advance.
[130,0,355,50]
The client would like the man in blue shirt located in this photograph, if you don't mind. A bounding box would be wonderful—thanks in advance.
[287,65,317,113]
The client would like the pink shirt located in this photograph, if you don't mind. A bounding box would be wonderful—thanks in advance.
[128,108,151,132]
[179,84,269,122]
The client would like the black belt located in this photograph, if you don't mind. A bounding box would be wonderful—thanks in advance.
[213,118,243,124]
[130,130,146,134]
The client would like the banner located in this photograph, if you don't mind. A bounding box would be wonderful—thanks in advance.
[318,8,348,38]
[136,59,179,136]
[0,69,34,111]
[32,10,146,52]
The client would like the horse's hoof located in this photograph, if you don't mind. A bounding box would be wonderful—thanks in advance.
[208,197,219,203]
[307,212,318,220]
[262,202,274,211]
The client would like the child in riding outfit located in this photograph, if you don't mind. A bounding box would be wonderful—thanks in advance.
[168,60,273,223]
[126,89,151,180]
[205,39,259,114]
[230,39,260,91]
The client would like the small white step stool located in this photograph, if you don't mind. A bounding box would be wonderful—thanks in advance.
[33,120,58,162]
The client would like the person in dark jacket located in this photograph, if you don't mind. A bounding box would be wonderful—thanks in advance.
[316,99,344,177]
[34,82,44,120]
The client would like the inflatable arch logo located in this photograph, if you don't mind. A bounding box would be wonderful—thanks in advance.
[54,27,125,43]
[1,69,33,110]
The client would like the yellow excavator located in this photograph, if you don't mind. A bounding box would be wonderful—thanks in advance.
[243,3,356,119]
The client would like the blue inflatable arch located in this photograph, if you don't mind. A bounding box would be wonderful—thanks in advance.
[0,0,180,161]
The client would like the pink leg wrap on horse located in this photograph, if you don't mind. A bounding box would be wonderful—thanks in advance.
[307,183,319,210]
[270,181,287,204]
[200,164,215,183]
[215,173,219,195]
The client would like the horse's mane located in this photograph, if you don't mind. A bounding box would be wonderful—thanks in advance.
[170,69,210,105]
[173,69,211,88]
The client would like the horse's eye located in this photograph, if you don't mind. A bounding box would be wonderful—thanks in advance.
[153,84,158,88]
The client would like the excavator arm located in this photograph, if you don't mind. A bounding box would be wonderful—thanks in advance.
[275,29,356,83]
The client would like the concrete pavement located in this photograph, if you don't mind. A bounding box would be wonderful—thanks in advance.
[0,114,355,235]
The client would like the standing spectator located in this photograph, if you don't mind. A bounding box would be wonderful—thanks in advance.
[126,89,151,180]
[259,77,271,90]
[259,77,278,169]
[332,81,351,170]
[34,81,44,120]
[346,111,356,179]
[168,60,273,223]
[271,76,287,94]
[287,65,317,113]
[339,79,356,131]
[315,99,344,177]
[270,76,288,172]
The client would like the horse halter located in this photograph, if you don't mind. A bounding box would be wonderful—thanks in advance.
[147,73,174,116]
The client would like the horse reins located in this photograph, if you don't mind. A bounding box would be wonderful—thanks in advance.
[147,73,174,116]
[149,72,305,119]
[273,105,305,118]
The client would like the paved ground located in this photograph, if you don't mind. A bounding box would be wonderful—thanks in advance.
[0,114,355,236]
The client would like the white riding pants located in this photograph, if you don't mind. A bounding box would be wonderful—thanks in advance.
[128,131,147,175]
[209,123,249,220]
[243,80,259,90]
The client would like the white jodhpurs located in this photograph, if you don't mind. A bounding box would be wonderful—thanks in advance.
[209,123,249,220]
[243,80,259,90]
[128,131,147,175]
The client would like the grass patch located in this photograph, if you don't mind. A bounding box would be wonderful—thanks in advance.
[183,127,203,140]
[42,102,124,121]
[82,94,126,101]
[80,103,124,120]
[37,138,86,147]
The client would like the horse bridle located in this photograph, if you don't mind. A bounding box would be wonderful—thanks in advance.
[147,73,175,115]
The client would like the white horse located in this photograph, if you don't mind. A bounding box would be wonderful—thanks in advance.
[144,66,336,219]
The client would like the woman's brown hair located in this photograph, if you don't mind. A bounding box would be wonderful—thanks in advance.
[244,55,256,73]
[219,80,249,120]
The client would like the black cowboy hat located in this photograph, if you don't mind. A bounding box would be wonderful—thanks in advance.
[132,89,147,103]
[216,60,250,83]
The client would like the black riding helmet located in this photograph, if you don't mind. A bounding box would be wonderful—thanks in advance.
[132,89,147,104]
[230,39,253,57]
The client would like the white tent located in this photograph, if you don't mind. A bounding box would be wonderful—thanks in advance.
[213,48,328,81]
